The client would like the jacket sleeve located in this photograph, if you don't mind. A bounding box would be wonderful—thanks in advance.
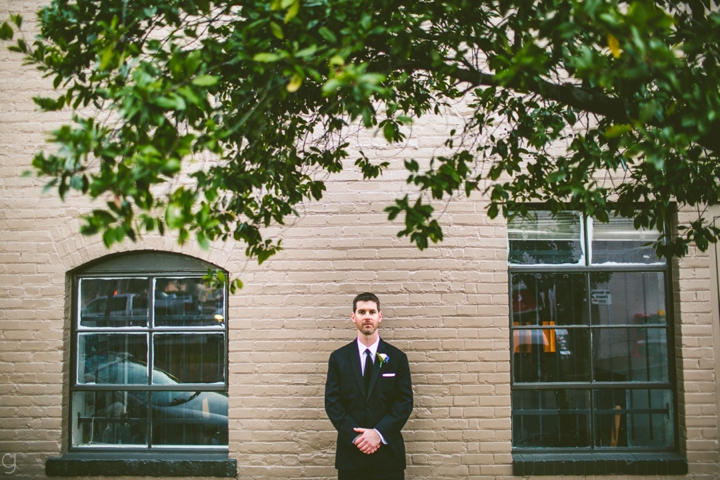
[325,352,360,445]
[373,351,413,437]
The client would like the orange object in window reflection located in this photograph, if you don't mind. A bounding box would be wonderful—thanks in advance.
[514,321,556,353]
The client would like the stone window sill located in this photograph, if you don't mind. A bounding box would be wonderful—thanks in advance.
[46,453,236,477]
[512,452,687,476]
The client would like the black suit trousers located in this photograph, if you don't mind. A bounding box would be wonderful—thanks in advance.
[338,469,404,480]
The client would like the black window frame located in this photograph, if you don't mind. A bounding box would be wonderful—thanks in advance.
[67,251,229,455]
[508,211,680,456]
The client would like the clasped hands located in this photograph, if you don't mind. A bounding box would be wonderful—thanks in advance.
[352,427,381,454]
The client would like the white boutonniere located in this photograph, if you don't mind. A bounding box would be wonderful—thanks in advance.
[377,353,389,368]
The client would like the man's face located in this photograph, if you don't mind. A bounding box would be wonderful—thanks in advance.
[351,300,382,337]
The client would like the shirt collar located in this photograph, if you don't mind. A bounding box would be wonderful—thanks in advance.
[357,337,380,358]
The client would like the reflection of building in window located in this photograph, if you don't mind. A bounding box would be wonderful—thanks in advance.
[508,212,675,450]
[71,252,229,451]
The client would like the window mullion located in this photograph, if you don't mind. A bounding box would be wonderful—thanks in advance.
[148,276,154,449]
[584,214,591,267]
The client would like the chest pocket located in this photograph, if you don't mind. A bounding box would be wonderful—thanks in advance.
[379,372,397,399]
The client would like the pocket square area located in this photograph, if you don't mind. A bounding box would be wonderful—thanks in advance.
[382,373,396,377]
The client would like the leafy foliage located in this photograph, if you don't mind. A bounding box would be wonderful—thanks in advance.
[3,0,720,263]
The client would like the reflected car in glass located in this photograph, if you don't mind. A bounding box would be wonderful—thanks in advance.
[73,354,228,448]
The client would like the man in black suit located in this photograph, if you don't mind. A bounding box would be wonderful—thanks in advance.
[325,292,413,480]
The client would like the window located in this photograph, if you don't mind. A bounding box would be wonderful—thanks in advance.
[509,212,677,452]
[69,252,228,452]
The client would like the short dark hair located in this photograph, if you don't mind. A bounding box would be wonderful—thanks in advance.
[353,292,380,312]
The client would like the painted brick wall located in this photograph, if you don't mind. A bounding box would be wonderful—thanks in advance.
[1,1,719,479]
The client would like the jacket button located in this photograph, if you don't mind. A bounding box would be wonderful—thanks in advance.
[366,408,370,412]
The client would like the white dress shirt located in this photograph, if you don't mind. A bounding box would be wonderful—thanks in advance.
[357,337,379,375]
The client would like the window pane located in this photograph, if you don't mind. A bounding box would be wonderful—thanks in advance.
[511,273,589,326]
[153,334,225,384]
[594,389,674,448]
[154,278,225,327]
[152,391,229,446]
[71,391,148,447]
[512,389,591,448]
[77,334,148,384]
[593,328,669,382]
[79,278,149,328]
[508,211,583,265]
[592,218,663,264]
[513,329,590,383]
[591,272,667,326]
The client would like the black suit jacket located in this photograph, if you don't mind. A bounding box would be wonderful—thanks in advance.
[325,339,413,472]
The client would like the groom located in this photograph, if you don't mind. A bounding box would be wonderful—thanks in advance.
[325,293,413,480]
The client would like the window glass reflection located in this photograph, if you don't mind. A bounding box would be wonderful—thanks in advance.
[154,278,225,327]
[72,391,148,447]
[592,218,663,264]
[594,389,674,448]
[591,272,666,326]
[77,334,148,384]
[593,328,669,382]
[153,334,225,384]
[512,273,588,326]
[79,278,149,328]
[508,211,583,265]
[512,390,591,448]
[513,328,590,383]
[152,391,229,446]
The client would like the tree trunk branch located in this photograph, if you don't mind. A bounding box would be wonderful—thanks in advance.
[394,59,720,155]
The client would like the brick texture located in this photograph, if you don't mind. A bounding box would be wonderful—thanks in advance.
[1,2,720,479]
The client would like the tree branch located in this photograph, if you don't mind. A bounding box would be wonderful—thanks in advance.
[394,59,720,155]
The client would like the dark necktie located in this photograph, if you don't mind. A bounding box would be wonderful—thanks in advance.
[364,348,373,390]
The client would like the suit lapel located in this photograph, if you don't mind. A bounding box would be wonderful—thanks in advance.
[349,341,367,398]
[366,339,385,400]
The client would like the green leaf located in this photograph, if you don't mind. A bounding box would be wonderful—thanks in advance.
[0,22,13,41]
[284,0,300,23]
[229,278,244,294]
[322,78,343,95]
[41,178,58,194]
[197,231,211,250]
[33,97,61,111]
[605,124,633,138]
[192,74,219,86]
[253,52,283,63]
[546,171,566,183]
[70,175,84,190]
[286,73,302,92]
[100,46,115,70]
[10,14,22,29]
[270,22,284,39]
[295,45,317,58]
[329,55,344,67]
[177,86,203,105]
[487,203,499,219]
[318,27,337,44]
[639,101,659,123]
[153,95,186,110]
